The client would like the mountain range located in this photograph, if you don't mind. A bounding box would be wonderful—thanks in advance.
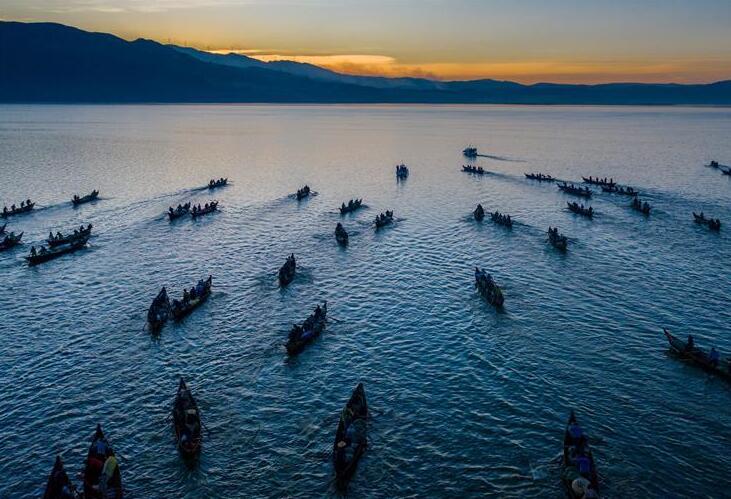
[2,21,730,105]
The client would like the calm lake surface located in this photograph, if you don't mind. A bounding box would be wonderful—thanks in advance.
[1,104,730,498]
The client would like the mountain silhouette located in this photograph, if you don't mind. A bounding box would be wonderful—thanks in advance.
[2,21,730,104]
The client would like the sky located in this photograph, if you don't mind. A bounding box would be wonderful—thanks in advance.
[2,0,731,83]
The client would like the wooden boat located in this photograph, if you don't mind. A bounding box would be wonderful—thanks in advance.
[278,254,296,286]
[333,383,368,485]
[335,223,349,246]
[490,211,512,227]
[191,201,218,218]
[208,178,228,189]
[83,424,123,499]
[285,302,327,355]
[548,227,568,251]
[631,198,651,215]
[296,186,311,200]
[374,211,394,228]
[395,164,409,178]
[168,202,191,221]
[582,176,615,187]
[473,204,485,221]
[2,202,35,218]
[693,212,721,231]
[525,173,555,182]
[558,183,592,198]
[561,411,600,499]
[147,287,171,333]
[475,268,504,307]
[463,146,478,158]
[173,377,202,457]
[171,276,212,321]
[44,455,80,499]
[71,190,99,205]
[602,185,638,196]
[722,168,731,176]
[706,160,720,168]
[47,225,92,247]
[664,328,731,381]
[339,199,363,214]
[26,237,88,266]
[462,165,486,175]
[0,232,23,251]
[567,202,594,218]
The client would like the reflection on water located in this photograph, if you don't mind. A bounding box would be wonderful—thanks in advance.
[1,104,730,498]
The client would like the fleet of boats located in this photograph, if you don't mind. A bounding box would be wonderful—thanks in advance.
[11,155,730,496]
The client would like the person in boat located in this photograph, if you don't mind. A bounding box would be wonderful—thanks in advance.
[685,335,695,352]
[40,246,48,255]
[49,231,55,241]
[709,347,720,367]
[11,204,16,211]
[30,246,37,256]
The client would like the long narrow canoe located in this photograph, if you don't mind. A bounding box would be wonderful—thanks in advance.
[561,411,600,498]
[664,329,731,381]
[0,232,23,251]
[2,202,35,218]
[333,383,368,486]
[26,237,88,266]
[43,455,80,499]
[285,302,327,355]
[173,377,202,457]
[72,190,99,205]
[83,425,123,499]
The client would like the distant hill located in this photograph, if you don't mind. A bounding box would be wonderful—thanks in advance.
[2,21,730,105]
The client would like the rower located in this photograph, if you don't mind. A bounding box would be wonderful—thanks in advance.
[686,335,695,352]
[709,347,720,367]
[30,246,37,256]
[49,231,54,241]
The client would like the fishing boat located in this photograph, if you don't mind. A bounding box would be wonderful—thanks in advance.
[558,183,592,198]
[462,165,486,175]
[43,456,80,499]
[567,202,594,218]
[26,236,89,266]
[475,268,504,307]
[335,223,349,246]
[333,383,368,485]
[83,425,123,499]
[191,201,218,218]
[693,212,721,231]
[173,377,202,457]
[296,185,311,200]
[473,204,485,221]
[582,176,615,187]
[631,198,651,215]
[208,178,228,189]
[664,329,731,381]
[168,202,191,221]
[278,254,296,286]
[339,199,363,214]
[171,276,212,321]
[0,231,23,251]
[601,185,637,196]
[463,146,478,158]
[285,302,327,355]
[395,164,409,178]
[71,190,99,206]
[706,160,720,168]
[2,201,35,218]
[47,224,93,247]
[374,211,394,228]
[147,287,171,333]
[561,411,600,499]
[490,211,513,227]
[548,227,568,251]
[525,173,555,182]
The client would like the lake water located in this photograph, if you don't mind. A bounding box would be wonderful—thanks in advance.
[1,104,730,498]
